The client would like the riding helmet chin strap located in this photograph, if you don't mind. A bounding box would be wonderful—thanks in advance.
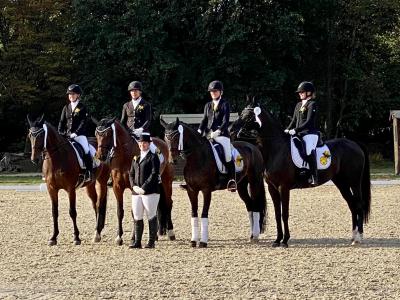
[111,123,117,147]
[42,124,48,149]
[178,125,184,151]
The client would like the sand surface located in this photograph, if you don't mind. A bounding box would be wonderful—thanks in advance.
[0,185,399,299]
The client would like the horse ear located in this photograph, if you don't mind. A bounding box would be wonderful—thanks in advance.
[175,117,180,124]
[246,94,250,103]
[38,114,44,125]
[160,116,167,128]
[91,116,99,126]
[251,96,256,106]
[27,114,32,126]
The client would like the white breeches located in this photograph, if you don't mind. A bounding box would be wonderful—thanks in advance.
[73,135,90,154]
[132,194,160,220]
[302,134,318,155]
[214,136,232,162]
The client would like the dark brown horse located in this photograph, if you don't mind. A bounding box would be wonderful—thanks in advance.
[230,102,371,247]
[27,115,110,246]
[95,118,175,245]
[161,118,267,248]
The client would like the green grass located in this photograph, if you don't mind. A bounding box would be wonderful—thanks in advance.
[0,175,43,185]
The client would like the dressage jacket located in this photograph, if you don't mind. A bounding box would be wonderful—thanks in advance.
[120,99,151,133]
[286,100,318,136]
[58,101,89,136]
[198,98,230,137]
[129,151,160,195]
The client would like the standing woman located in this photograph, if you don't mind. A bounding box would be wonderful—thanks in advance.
[129,132,160,249]
[58,84,93,182]
[284,81,319,185]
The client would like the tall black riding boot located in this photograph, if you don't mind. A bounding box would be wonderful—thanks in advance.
[145,216,158,248]
[83,153,93,182]
[130,219,144,249]
[308,150,318,186]
[226,160,237,192]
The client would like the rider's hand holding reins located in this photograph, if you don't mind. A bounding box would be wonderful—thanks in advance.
[210,130,221,139]
[288,129,296,136]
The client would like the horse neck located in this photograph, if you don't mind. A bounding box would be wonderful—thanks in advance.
[258,112,290,158]
[181,126,209,162]
[114,122,134,153]
[45,124,70,159]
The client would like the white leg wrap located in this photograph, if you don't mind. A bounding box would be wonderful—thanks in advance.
[248,211,253,236]
[252,212,260,238]
[200,218,209,243]
[191,217,199,242]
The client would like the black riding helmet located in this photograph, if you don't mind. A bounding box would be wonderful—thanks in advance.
[66,84,82,95]
[128,81,143,91]
[295,81,315,93]
[208,80,224,91]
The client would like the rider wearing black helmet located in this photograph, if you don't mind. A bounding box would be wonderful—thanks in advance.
[58,84,93,182]
[121,81,152,138]
[198,80,237,192]
[285,81,319,185]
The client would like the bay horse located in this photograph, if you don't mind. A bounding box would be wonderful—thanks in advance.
[27,115,110,246]
[230,101,371,247]
[161,118,267,248]
[95,118,175,245]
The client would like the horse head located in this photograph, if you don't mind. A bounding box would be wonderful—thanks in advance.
[231,96,264,140]
[160,117,183,163]
[27,114,45,164]
[95,117,117,161]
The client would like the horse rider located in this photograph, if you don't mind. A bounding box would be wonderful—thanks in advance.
[129,132,160,249]
[121,81,152,139]
[198,80,237,192]
[284,81,319,185]
[58,84,93,182]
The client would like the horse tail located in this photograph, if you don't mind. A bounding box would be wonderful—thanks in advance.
[358,142,371,223]
[259,180,267,234]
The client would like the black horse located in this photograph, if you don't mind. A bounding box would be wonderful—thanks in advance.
[230,102,371,247]
[161,118,267,247]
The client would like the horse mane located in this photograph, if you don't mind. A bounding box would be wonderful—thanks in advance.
[260,106,284,131]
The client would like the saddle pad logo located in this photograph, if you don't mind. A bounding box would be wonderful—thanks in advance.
[319,150,331,166]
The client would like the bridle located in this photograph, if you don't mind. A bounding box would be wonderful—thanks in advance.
[29,126,68,159]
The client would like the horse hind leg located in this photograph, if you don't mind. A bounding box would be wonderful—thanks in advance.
[333,178,362,245]
[237,178,259,242]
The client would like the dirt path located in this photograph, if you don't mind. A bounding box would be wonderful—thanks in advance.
[0,185,399,299]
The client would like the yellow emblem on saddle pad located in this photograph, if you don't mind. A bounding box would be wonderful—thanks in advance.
[319,150,331,165]
[235,155,243,167]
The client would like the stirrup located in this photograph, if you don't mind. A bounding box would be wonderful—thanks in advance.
[84,171,93,182]
[309,176,318,186]
[227,179,237,192]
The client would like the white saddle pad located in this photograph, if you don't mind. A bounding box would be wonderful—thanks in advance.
[150,142,164,165]
[290,138,332,170]
[209,141,244,174]
[71,143,101,169]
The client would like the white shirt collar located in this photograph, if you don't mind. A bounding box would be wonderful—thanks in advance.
[140,149,150,161]
[71,100,80,111]
[132,97,142,109]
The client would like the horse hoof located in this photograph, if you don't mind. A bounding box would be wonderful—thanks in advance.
[190,241,197,248]
[48,239,57,246]
[198,242,208,248]
[115,236,123,246]
[74,239,81,245]
[168,230,176,241]
[351,240,361,246]
[93,232,101,243]
[272,242,280,247]
[281,242,289,248]
[169,235,176,241]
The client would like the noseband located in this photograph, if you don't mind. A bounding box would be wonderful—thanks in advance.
[95,126,114,153]
[164,130,181,154]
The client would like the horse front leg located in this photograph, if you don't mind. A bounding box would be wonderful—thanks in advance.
[268,184,283,247]
[199,190,212,248]
[113,184,124,246]
[187,188,199,247]
[280,186,291,248]
[67,189,81,245]
[48,187,59,246]
[86,183,101,242]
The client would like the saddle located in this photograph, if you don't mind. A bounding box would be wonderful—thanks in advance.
[209,140,244,174]
[70,141,99,170]
[290,135,332,171]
